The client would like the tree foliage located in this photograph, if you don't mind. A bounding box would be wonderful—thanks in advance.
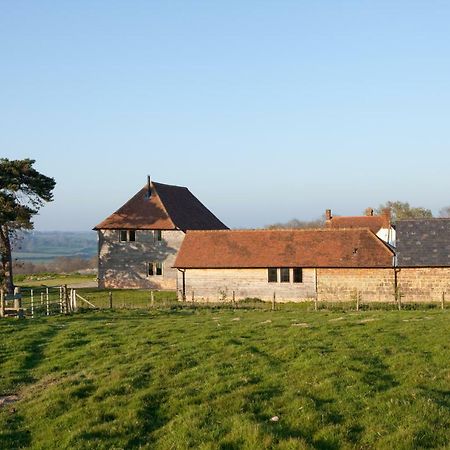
[266,216,325,229]
[375,201,433,222]
[439,206,450,218]
[0,158,56,292]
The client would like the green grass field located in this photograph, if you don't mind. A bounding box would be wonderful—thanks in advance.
[15,273,96,288]
[0,307,449,449]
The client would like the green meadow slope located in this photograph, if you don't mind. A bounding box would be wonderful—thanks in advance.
[0,308,449,449]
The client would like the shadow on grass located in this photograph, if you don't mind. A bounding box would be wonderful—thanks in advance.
[17,324,60,383]
[0,412,32,449]
[125,390,169,448]
[352,354,399,392]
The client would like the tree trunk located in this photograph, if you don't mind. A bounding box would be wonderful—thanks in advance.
[0,225,14,294]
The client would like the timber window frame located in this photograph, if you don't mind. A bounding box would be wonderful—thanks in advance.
[280,268,290,283]
[154,230,163,242]
[148,262,163,276]
[268,268,278,283]
[267,268,304,284]
[119,230,136,242]
[293,268,303,283]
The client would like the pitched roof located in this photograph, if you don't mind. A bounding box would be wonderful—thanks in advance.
[174,228,394,269]
[326,215,390,234]
[396,219,450,267]
[94,181,228,231]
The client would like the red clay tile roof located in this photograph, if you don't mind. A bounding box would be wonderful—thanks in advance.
[174,228,394,269]
[326,215,390,234]
[94,181,228,231]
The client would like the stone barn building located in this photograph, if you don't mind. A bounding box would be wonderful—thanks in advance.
[174,228,395,302]
[395,218,450,302]
[94,179,228,289]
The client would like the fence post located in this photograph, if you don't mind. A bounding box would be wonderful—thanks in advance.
[46,289,50,316]
[150,291,154,308]
[272,292,276,311]
[46,287,49,308]
[191,290,195,303]
[397,292,402,311]
[59,286,63,313]
[356,290,360,312]
[41,292,44,306]
[232,290,236,308]
[442,292,445,310]
[31,289,34,318]
[109,291,113,309]
[64,285,69,314]
[0,289,4,318]
[73,289,78,312]
[314,294,318,311]
[14,287,24,319]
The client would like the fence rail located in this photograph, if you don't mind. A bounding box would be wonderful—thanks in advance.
[0,286,448,319]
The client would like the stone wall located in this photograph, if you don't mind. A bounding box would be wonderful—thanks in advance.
[178,268,317,302]
[316,268,395,302]
[97,229,184,289]
[397,267,450,302]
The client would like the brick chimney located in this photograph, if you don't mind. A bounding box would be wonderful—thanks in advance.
[381,207,391,225]
[325,209,332,220]
[364,207,374,216]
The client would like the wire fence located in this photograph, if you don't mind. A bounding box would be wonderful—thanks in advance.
[0,286,448,319]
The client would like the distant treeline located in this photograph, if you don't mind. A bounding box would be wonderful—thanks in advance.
[12,231,97,274]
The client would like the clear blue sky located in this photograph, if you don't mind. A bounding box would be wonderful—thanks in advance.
[1,1,449,231]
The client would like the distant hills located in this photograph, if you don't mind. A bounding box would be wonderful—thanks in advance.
[12,231,97,263]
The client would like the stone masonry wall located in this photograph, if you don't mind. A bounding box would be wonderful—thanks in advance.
[178,268,317,302]
[317,268,395,302]
[98,229,184,289]
[397,268,450,302]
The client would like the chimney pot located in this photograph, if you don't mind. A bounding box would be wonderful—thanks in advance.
[365,207,374,216]
[325,209,332,220]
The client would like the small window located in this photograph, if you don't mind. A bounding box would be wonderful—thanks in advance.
[148,262,163,276]
[119,230,136,242]
[156,230,162,241]
[268,268,278,283]
[293,268,303,283]
[280,268,290,283]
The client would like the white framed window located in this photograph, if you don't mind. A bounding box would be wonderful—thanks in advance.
[119,230,136,242]
[268,268,277,282]
[267,268,303,283]
[148,262,163,276]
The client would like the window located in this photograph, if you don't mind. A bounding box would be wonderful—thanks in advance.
[148,262,163,276]
[280,268,290,283]
[119,230,136,242]
[268,268,278,283]
[293,268,303,283]
[155,230,162,241]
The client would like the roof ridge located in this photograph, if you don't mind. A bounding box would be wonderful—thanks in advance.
[151,181,189,190]
[186,227,376,233]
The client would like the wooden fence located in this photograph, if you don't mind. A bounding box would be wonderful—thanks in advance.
[0,286,97,319]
